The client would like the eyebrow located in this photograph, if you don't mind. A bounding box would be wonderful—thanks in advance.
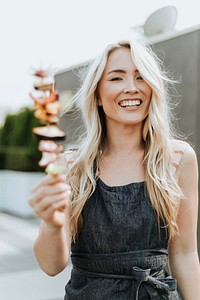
[107,69,139,75]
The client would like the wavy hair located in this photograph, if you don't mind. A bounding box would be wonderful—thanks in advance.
[64,40,183,241]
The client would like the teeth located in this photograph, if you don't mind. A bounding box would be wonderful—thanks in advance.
[119,100,141,107]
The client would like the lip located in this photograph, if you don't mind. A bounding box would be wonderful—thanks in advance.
[119,105,141,111]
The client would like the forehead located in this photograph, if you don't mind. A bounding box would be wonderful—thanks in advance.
[105,47,136,72]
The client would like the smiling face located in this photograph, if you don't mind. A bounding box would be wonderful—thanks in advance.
[98,47,152,129]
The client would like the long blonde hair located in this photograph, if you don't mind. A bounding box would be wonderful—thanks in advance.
[64,40,182,241]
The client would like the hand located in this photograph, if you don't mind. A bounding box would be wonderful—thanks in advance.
[28,174,71,229]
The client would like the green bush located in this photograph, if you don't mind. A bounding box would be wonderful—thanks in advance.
[0,146,42,172]
[0,107,43,172]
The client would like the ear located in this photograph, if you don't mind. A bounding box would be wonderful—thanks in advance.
[97,98,102,106]
[95,90,102,106]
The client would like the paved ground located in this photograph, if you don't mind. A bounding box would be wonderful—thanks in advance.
[0,212,72,300]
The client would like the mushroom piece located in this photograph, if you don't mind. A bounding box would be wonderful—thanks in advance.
[33,125,65,140]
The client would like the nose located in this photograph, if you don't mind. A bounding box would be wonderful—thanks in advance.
[123,80,138,94]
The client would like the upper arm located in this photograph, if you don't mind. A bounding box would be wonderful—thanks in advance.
[169,143,199,255]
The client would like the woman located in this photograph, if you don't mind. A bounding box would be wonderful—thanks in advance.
[29,40,200,299]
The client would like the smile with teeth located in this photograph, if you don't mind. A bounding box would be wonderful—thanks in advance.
[119,99,142,107]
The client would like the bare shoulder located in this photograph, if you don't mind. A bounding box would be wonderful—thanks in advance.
[169,138,191,152]
[169,139,198,173]
[174,140,199,184]
[178,141,197,168]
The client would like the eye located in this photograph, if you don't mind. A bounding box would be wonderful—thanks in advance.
[109,77,123,81]
[136,74,143,80]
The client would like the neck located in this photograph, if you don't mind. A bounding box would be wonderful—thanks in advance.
[103,122,144,155]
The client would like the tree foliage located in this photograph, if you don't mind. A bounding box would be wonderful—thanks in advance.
[0,107,42,172]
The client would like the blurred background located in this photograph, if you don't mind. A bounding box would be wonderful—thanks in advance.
[0,0,199,299]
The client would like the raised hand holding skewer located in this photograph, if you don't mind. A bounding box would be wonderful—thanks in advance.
[28,67,72,234]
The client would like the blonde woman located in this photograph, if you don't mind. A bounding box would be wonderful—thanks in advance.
[29,40,200,299]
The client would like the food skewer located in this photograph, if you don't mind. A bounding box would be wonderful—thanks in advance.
[30,68,66,175]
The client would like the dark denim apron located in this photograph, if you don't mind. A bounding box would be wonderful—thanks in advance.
[65,179,182,299]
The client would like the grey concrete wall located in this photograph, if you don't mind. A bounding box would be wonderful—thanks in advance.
[153,30,199,149]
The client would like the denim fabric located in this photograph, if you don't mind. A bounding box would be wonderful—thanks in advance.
[64,179,182,299]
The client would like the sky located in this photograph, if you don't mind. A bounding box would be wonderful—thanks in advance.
[0,0,199,120]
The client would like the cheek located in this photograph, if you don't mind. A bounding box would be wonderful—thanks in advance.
[143,85,152,103]
[143,88,152,113]
[147,84,152,97]
[99,82,123,100]
[146,97,151,112]
[99,92,113,107]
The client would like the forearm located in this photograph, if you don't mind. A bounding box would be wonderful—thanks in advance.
[169,251,200,299]
[34,220,71,276]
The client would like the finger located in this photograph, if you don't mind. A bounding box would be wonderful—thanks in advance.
[36,183,71,203]
[34,191,69,213]
[36,196,70,221]
[51,198,70,210]
[29,182,71,213]
[40,204,65,224]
